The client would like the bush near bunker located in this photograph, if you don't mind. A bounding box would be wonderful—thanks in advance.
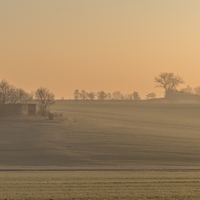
[35,87,55,116]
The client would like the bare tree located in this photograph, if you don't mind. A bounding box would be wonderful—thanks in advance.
[194,86,200,96]
[35,87,55,116]
[180,85,193,94]
[155,72,184,97]
[80,90,87,100]
[10,88,33,103]
[146,92,156,100]
[107,92,112,100]
[87,92,96,100]
[124,93,133,100]
[0,79,14,104]
[133,91,141,100]
[73,89,80,100]
[112,91,123,100]
[97,91,107,100]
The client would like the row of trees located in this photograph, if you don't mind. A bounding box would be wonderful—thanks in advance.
[0,79,55,115]
[73,89,157,100]
[2,72,199,106]
[73,72,200,101]
[0,80,33,104]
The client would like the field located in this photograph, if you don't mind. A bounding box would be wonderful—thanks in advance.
[1,100,200,199]
[0,172,200,200]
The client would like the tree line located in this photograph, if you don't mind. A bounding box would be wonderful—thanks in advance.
[73,72,200,100]
[2,72,200,105]
[0,79,55,115]
[73,90,157,100]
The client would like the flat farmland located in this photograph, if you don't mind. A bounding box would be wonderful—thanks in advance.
[0,101,200,169]
[0,172,200,200]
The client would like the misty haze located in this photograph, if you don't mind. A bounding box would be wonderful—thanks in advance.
[1,0,200,199]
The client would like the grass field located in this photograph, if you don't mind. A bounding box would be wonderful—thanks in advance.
[1,101,200,199]
[0,171,200,200]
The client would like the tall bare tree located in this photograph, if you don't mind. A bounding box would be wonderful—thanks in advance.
[154,72,184,97]
[35,87,55,116]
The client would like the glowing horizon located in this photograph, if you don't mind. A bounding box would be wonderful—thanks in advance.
[1,0,200,99]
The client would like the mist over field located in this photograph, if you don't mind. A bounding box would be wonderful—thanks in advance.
[1,100,200,170]
[1,101,200,199]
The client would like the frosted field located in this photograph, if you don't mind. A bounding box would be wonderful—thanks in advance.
[0,100,200,169]
[1,101,200,199]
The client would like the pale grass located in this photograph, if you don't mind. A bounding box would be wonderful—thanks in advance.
[0,172,200,200]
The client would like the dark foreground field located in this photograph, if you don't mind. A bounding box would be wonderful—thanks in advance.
[0,172,200,200]
[0,101,200,169]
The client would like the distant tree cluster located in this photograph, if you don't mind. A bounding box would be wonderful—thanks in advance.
[0,79,55,115]
[154,72,200,99]
[0,80,33,104]
[154,72,184,98]
[73,89,141,100]
[146,92,156,100]
[179,85,200,96]
[73,72,200,101]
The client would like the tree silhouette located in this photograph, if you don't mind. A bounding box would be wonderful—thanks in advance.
[80,90,87,100]
[107,92,112,100]
[146,92,156,100]
[73,89,80,100]
[35,87,55,116]
[97,91,107,100]
[0,80,14,104]
[194,87,200,96]
[112,91,123,100]
[10,88,33,103]
[133,91,141,100]
[87,92,96,100]
[180,85,193,94]
[155,72,184,97]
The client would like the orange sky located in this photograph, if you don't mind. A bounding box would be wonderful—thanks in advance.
[1,0,200,99]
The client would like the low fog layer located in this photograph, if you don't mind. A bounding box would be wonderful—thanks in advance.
[0,101,200,170]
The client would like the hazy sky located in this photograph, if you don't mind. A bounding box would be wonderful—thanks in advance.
[1,0,200,98]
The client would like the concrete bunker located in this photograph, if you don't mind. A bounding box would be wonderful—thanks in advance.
[0,104,37,117]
